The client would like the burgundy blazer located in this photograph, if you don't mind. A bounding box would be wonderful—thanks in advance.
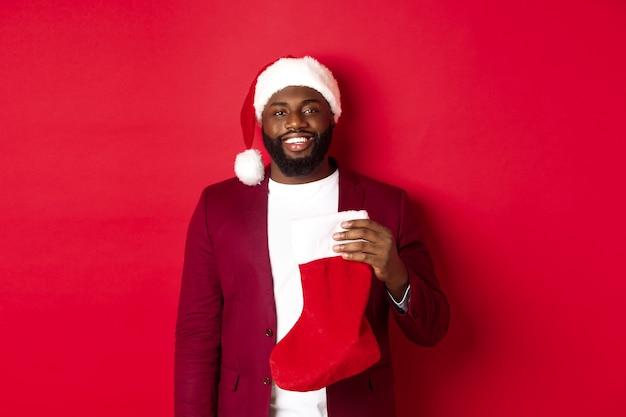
[175,165,449,417]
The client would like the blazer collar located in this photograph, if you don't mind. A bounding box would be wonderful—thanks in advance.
[253,158,366,211]
[238,160,366,299]
[336,161,366,211]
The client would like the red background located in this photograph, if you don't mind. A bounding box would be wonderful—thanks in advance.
[1,1,625,416]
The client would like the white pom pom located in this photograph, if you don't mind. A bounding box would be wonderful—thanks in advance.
[235,149,265,186]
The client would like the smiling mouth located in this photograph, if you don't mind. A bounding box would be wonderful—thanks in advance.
[283,136,311,144]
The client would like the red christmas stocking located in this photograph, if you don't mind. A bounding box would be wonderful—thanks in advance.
[269,210,381,392]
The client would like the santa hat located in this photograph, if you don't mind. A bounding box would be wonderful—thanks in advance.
[235,56,342,185]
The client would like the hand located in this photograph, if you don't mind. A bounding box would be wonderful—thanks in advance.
[332,219,408,299]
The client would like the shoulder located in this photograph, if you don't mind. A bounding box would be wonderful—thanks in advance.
[194,174,268,215]
[340,167,407,198]
[201,175,248,198]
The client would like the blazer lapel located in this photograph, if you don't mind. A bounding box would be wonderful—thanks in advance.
[239,174,275,307]
[338,168,365,211]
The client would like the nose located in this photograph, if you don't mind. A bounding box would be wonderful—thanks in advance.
[285,112,308,130]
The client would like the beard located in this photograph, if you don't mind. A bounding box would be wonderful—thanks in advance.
[262,125,334,178]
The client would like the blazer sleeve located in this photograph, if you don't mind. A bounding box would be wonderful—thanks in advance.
[390,189,450,347]
[175,189,222,417]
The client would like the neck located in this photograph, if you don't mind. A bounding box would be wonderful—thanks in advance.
[270,158,334,184]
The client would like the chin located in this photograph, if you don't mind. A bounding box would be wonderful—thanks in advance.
[262,126,334,178]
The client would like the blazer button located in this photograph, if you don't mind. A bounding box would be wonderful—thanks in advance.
[265,328,273,337]
[263,377,271,385]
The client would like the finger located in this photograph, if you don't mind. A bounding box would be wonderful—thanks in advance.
[333,228,379,242]
[340,250,376,263]
[332,240,376,254]
[340,219,388,233]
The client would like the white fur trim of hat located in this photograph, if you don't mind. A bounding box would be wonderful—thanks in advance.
[253,56,341,123]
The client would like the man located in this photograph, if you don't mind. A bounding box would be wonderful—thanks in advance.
[175,56,449,417]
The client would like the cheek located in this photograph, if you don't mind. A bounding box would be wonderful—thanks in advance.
[313,112,334,129]
[261,119,281,137]
[313,119,333,133]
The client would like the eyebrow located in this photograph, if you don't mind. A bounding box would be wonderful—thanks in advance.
[268,98,322,107]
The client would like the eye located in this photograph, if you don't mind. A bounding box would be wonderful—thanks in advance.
[303,108,318,115]
[272,110,286,117]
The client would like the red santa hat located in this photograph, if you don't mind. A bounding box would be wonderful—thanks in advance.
[235,56,342,185]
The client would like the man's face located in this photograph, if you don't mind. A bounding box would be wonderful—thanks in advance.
[261,86,335,178]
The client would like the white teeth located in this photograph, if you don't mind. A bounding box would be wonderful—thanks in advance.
[284,137,309,144]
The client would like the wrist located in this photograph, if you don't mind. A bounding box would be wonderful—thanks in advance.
[385,268,409,300]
